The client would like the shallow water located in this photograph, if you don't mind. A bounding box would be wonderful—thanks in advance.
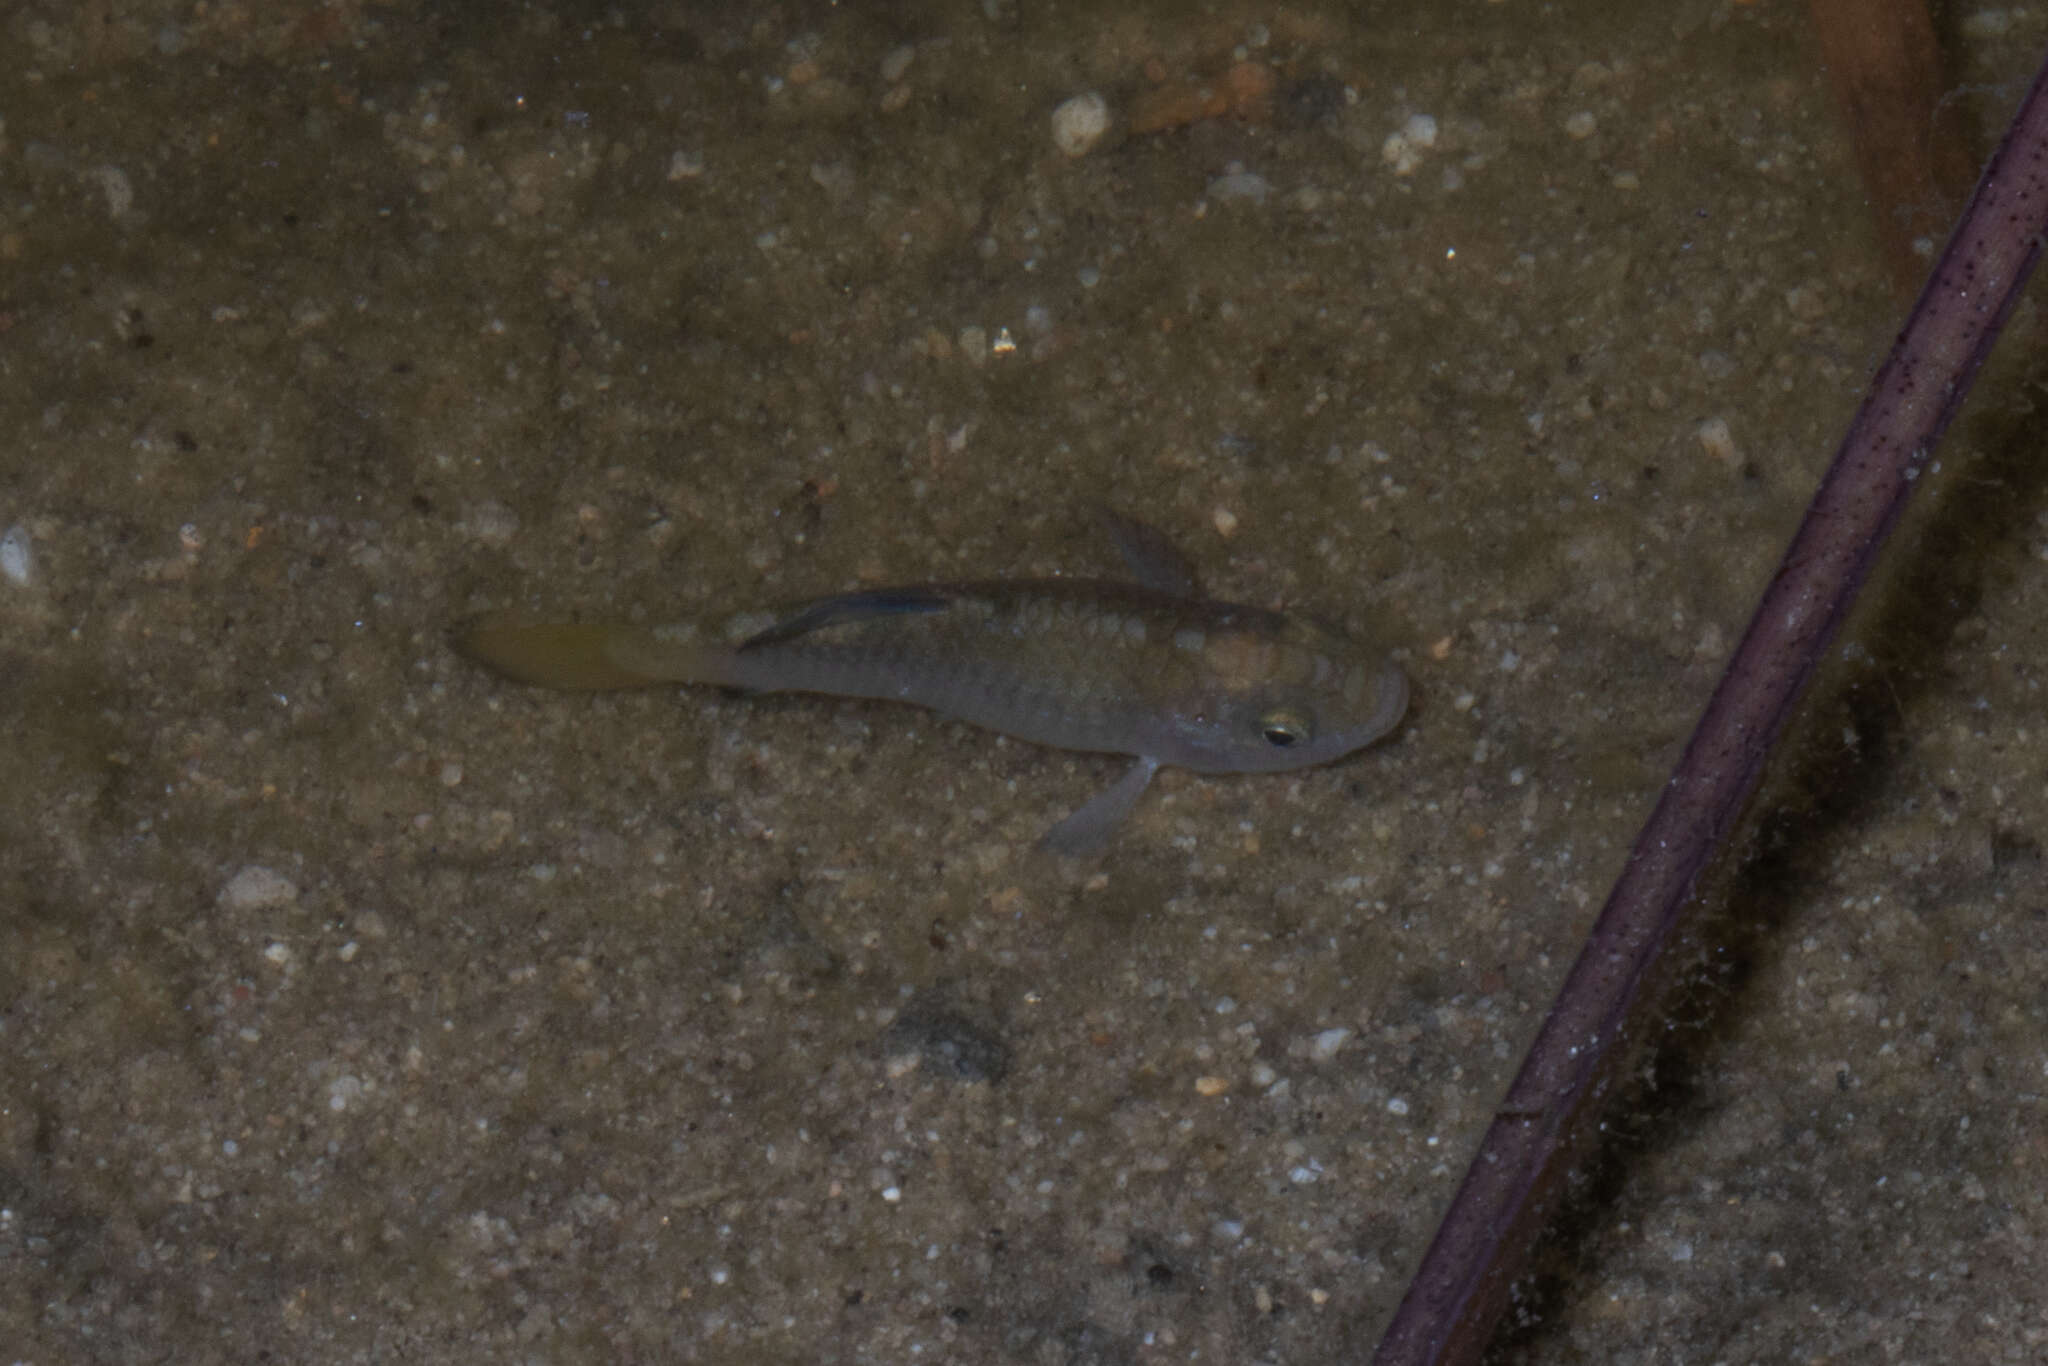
[4,2,2046,1360]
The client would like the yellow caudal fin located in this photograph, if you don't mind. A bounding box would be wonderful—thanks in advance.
[454,620,733,691]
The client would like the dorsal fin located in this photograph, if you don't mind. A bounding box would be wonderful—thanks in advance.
[1095,507,1201,598]
[740,588,953,651]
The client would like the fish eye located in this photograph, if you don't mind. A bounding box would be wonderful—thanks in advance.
[1258,709,1311,748]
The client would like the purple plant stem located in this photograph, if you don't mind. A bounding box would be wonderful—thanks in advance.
[1371,50,2048,1366]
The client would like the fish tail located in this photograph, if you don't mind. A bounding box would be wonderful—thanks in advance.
[454,619,738,690]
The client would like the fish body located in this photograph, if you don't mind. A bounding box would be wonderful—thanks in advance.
[458,517,1407,852]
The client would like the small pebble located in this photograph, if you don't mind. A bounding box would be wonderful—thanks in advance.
[220,865,299,912]
[1051,92,1111,157]
[1785,284,1828,322]
[1194,1075,1231,1097]
[1205,166,1271,204]
[1381,131,1423,176]
[1564,110,1598,140]
[0,524,32,587]
[809,159,856,202]
[84,164,134,218]
[1696,416,1737,464]
[462,500,520,545]
[879,44,916,83]
[1697,349,1737,382]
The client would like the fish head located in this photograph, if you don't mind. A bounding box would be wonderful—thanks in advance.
[1154,615,1408,774]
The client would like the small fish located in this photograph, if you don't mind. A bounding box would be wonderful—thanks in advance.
[456,512,1407,854]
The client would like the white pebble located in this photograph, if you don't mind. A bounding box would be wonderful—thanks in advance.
[0,524,32,587]
[84,164,134,218]
[1696,416,1737,464]
[1309,1027,1352,1061]
[1401,113,1439,149]
[1051,92,1111,158]
[220,865,299,912]
[1206,168,1271,204]
[1381,132,1422,176]
[1564,110,1598,140]
[462,500,520,546]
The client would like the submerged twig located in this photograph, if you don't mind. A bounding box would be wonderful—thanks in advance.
[1372,49,2048,1366]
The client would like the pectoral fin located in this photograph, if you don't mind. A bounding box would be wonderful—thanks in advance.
[1095,507,1201,598]
[1039,755,1161,857]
